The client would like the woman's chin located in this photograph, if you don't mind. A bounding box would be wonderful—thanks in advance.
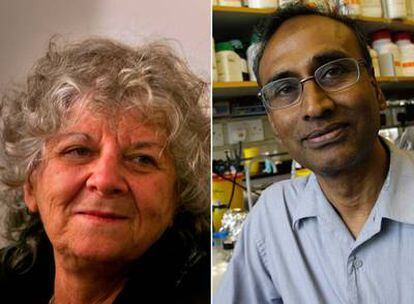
[55,238,142,265]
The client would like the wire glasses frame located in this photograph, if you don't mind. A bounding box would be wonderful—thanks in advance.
[258,58,366,111]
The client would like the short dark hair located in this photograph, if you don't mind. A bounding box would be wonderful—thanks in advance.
[253,3,373,85]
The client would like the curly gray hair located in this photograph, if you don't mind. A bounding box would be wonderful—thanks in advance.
[0,38,210,272]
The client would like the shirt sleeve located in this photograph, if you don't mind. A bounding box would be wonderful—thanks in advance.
[213,214,282,304]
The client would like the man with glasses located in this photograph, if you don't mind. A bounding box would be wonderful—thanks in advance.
[215,4,414,304]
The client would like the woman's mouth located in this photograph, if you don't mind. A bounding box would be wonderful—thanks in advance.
[75,211,129,223]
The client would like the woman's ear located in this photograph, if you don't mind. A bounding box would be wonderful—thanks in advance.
[23,178,38,212]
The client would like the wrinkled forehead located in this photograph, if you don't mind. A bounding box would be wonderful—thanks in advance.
[259,15,363,84]
[58,95,169,138]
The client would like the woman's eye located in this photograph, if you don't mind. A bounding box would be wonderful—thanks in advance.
[62,147,92,157]
[130,155,158,168]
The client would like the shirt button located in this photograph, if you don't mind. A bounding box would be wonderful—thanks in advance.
[353,259,363,269]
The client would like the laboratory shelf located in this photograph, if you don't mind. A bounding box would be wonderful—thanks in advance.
[213,6,414,41]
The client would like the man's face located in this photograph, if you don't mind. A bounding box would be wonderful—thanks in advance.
[259,15,386,176]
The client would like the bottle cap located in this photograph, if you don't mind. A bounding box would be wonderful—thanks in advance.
[229,39,244,51]
[250,32,260,44]
[223,242,235,250]
[394,31,412,42]
[372,30,391,41]
[216,42,234,52]
[213,231,228,239]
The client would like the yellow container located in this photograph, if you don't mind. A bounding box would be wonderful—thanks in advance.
[213,205,227,232]
[243,147,260,175]
[212,173,244,231]
[295,168,312,177]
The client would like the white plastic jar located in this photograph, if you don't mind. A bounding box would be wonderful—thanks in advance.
[372,30,403,76]
[216,42,243,82]
[304,0,331,8]
[360,0,383,17]
[247,34,261,82]
[407,0,414,20]
[384,0,407,19]
[213,38,218,83]
[218,0,242,7]
[369,47,381,77]
[248,0,277,8]
[394,32,414,76]
[339,0,361,15]
[279,0,296,8]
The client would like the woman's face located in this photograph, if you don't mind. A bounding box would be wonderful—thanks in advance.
[24,104,177,264]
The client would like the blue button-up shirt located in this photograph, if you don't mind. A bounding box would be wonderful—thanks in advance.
[214,142,414,304]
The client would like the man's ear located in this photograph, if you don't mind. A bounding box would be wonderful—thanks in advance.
[370,74,387,111]
[23,178,38,213]
[377,89,387,111]
[267,114,279,138]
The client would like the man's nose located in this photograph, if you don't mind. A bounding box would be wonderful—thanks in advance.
[301,80,335,121]
[86,151,129,196]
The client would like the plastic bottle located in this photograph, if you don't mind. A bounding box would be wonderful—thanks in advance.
[248,0,277,8]
[339,0,361,15]
[229,40,249,81]
[218,0,242,7]
[372,30,403,76]
[360,0,383,17]
[279,0,296,8]
[394,32,414,76]
[407,0,414,20]
[213,38,218,83]
[369,47,381,77]
[216,42,243,82]
[247,33,260,81]
[382,0,407,19]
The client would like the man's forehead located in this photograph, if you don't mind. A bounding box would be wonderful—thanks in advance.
[259,15,362,83]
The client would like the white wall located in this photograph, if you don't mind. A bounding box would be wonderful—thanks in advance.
[0,0,211,89]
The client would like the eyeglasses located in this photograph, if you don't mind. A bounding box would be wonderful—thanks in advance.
[258,58,366,111]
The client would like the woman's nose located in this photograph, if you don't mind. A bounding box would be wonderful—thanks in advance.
[86,151,128,196]
[301,80,335,121]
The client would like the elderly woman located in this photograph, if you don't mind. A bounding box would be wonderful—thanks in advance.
[0,38,210,303]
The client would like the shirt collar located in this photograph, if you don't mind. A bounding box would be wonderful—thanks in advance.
[375,140,414,225]
[292,173,329,230]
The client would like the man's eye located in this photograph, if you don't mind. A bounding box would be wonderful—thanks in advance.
[272,82,297,98]
[321,65,347,79]
[278,84,296,95]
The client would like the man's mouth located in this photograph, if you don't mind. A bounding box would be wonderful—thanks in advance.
[303,123,349,148]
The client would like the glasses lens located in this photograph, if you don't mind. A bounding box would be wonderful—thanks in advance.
[261,78,301,109]
[315,58,359,92]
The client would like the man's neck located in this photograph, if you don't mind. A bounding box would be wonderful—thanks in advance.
[316,138,389,239]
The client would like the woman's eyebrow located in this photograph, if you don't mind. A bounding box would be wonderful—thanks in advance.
[128,141,164,150]
[48,132,91,145]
